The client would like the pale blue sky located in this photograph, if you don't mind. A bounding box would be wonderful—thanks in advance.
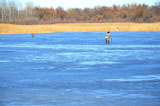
[12,0,160,9]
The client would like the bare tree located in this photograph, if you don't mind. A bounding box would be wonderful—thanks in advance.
[8,0,17,22]
[0,0,8,21]
[24,2,34,18]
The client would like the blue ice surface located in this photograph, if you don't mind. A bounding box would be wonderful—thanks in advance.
[0,31,160,106]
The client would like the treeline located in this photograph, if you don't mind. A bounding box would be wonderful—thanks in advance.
[0,0,160,24]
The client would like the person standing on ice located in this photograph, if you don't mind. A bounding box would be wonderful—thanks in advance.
[105,31,112,44]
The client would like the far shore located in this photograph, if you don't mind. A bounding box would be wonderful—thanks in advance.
[0,23,160,34]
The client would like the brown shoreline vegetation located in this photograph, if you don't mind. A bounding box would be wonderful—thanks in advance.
[0,23,160,34]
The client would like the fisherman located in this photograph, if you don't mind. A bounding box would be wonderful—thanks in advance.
[105,31,112,43]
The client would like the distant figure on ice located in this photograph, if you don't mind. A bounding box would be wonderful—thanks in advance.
[32,33,35,37]
[105,31,112,44]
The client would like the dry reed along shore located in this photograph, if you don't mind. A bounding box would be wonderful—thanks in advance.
[0,23,160,34]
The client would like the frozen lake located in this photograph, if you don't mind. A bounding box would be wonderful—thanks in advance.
[0,31,160,106]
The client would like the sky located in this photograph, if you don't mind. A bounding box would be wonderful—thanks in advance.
[11,0,160,9]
